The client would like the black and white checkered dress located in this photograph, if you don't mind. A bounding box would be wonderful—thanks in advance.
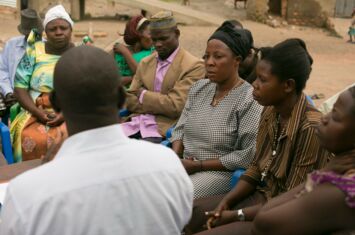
[171,79,262,199]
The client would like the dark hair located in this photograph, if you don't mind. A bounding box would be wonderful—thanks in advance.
[262,38,313,94]
[244,46,272,84]
[225,19,243,29]
[349,85,355,116]
[54,46,123,114]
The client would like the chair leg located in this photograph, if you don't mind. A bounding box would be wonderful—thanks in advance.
[0,122,14,164]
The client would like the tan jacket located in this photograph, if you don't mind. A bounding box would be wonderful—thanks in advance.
[125,48,205,136]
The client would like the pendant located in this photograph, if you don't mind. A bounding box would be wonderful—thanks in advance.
[272,150,276,156]
[261,171,267,182]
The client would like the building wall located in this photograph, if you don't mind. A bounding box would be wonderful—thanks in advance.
[287,0,336,27]
[0,0,16,8]
[28,0,71,18]
[27,0,139,19]
[246,0,269,22]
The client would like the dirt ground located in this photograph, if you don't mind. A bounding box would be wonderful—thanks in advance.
[0,0,354,107]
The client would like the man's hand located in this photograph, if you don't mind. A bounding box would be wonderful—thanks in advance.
[0,93,7,116]
[4,93,17,107]
[132,88,145,98]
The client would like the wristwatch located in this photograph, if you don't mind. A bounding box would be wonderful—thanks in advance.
[237,209,245,221]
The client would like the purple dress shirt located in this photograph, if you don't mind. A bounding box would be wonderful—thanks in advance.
[121,47,180,138]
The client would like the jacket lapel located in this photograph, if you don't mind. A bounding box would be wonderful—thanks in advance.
[160,48,184,94]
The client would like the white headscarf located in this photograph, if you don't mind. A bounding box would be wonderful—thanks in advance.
[43,5,74,29]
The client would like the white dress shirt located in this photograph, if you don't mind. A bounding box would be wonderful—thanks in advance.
[0,124,193,235]
[0,36,26,96]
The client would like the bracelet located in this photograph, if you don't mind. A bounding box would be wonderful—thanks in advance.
[199,160,203,172]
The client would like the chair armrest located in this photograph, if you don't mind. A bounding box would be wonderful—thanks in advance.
[160,140,172,148]
[119,109,130,117]
[165,126,175,139]
[306,95,315,107]
[0,121,14,164]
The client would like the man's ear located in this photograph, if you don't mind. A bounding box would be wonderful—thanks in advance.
[175,28,180,38]
[117,86,126,109]
[49,91,61,113]
[234,55,242,66]
[284,79,296,94]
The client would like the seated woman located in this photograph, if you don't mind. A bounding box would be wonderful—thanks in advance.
[171,22,263,199]
[196,86,355,235]
[10,5,74,162]
[113,15,154,88]
[185,38,333,234]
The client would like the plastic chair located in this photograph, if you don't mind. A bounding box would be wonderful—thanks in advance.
[160,126,174,147]
[306,95,316,107]
[0,121,14,164]
[230,168,246,188]
[118,109,130,118]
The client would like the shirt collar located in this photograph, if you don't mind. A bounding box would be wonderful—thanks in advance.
[55,124,129,160]
[156,46,180,64]
[15,36,27,48]
[264,93,308,141]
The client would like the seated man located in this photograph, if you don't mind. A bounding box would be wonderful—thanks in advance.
[0,46,193,234]
[0,9,42,116]
[121,11,205,143]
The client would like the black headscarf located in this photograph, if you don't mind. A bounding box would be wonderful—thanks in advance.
[208,21,253,60]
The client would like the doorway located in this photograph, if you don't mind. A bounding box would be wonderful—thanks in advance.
[269,0,282,15]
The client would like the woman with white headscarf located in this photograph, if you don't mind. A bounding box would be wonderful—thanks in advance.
[10,5,74,162]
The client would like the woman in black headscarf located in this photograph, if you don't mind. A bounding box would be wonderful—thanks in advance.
[185,38,331,235]
[171,22,262,199]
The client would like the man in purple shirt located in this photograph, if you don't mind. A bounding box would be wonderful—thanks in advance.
[121,11,205,143]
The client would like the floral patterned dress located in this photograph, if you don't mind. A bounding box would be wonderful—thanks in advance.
[10,31,67,162]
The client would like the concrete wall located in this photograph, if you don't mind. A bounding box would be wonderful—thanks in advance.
[28,0,71,18]
[319,0,337,17]
[246,0,269,22]
[287,0,336,27]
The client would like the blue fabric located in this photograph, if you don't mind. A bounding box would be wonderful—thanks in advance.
[0,36,26,96]
[230,168,246,188]
[306,95,315,107]
[0,121,14,164]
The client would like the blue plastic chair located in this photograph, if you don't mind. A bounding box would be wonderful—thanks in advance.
[306,95,316,107]
[119,109,130,118]
[230,168,246,188]
[0,121,14,164]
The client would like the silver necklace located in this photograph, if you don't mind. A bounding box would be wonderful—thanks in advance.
[261,114,286,182]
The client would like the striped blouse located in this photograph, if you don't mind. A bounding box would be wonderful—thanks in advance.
[240,94,333,199]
